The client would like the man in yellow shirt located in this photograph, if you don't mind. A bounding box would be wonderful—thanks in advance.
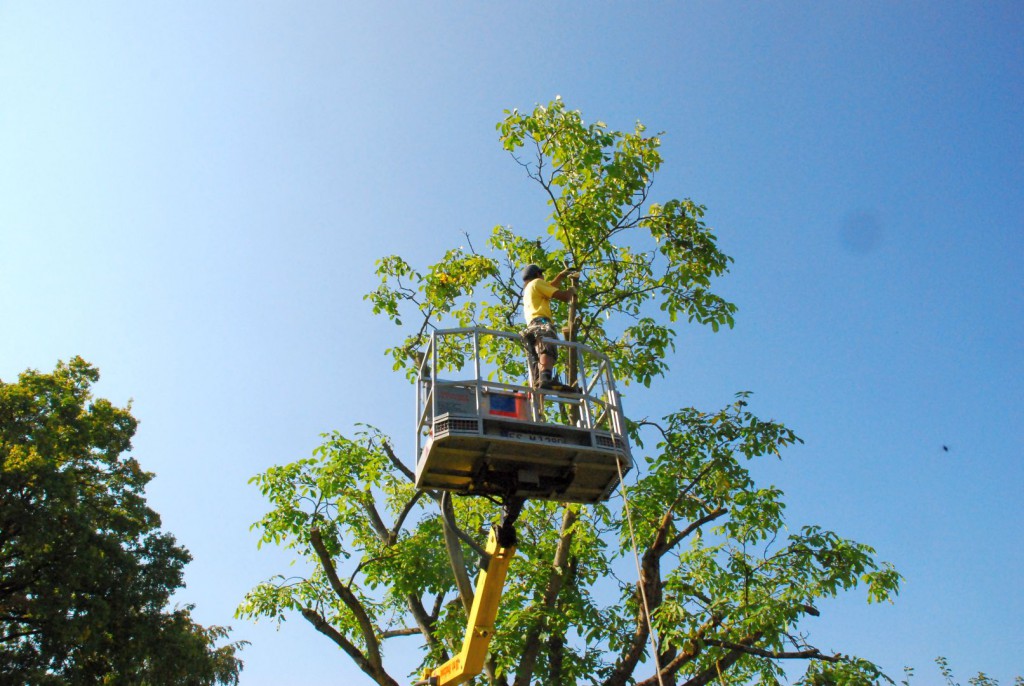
[521,264,577,390]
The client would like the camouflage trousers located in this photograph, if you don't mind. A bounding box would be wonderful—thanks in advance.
[521,318,560,387]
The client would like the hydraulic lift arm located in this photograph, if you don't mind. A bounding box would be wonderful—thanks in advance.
[419,499,523,686]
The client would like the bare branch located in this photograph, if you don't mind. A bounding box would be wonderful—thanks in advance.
[347,551,397,587]
[390,489,425,542]
[380,627,422,640]
[309,528,385,673]
[360,493,390,543]
[405,593,439,649]
[300,607,400,686]
[702,639,841,662]
[430,592,445,621]
[381,440,416,483]
[440,492,476,612]
[636,419,670,443]
[436,491,487,560]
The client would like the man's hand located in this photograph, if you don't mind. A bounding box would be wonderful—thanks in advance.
[552,268,580,286]
[553,286,577,303]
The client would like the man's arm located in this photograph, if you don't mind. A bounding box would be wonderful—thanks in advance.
[550,268,578,303]
[549,268,578,288]
[551,287,575,303]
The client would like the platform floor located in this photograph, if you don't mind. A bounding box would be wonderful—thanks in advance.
[415,415,630,504]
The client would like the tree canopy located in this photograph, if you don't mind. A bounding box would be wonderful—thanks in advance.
[0,357,245,685]
[240,98,900,686]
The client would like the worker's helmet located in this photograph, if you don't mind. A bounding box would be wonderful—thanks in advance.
[522,264,543,284]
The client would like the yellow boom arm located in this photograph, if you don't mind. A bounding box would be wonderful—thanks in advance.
[422,527,516,686]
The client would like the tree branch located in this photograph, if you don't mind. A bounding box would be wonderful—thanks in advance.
[347,550,397,587]
[360,493,391,543]
[309,528,385,674]
[403,592,440,649]
[635,644,699,686]
[606,545,666,686]
[701,639,841,662]
[675,632,765,686]
[390,490,424,543]
[430,592,445,621]
[636,419,670,443]
[439,493,475,612]
[660,507,728,556]
[380,627,422,639]
[678,649,745,686]
[634,615,727,686]
[381,440,416,483]
[300,607,399,686]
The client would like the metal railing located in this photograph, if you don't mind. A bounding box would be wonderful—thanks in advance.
[415,327,627,458]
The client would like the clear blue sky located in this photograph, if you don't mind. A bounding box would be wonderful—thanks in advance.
[2,2,1021,684]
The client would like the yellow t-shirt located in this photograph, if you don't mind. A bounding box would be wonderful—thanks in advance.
[523,278,558,323]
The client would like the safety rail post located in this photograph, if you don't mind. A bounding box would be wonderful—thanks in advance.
[472,330,481,416]
[431,331,439,437]
[416,334,436,459]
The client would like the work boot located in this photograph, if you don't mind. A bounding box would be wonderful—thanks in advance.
[549,381,582,393]
[538,374,579,393]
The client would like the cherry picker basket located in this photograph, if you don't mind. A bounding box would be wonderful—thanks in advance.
[414,327,631,504]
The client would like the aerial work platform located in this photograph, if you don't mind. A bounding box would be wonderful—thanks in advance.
[414,327,631,504]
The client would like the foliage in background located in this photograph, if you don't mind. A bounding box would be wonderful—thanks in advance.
[241,98,901,686]
[0,357,245,685]
[897,658,1023,686]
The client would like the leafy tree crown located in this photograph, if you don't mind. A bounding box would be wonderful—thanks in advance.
[242,99,900,686]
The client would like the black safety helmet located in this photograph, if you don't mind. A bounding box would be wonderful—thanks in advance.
[522,264,544,284]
